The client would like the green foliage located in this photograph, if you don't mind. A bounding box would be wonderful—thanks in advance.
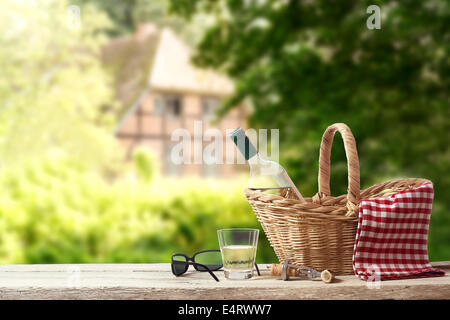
[0,0,276,265]
[79,0,208,45]
[169,0,450,260]
[0,0,120,169]
[132,147,158,182]
[0,0,448,266]
[0,155,276,264]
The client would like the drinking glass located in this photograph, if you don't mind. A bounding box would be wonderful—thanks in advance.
[217,228,259,280]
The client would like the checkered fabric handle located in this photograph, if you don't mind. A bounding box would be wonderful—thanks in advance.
[352,182,445,281]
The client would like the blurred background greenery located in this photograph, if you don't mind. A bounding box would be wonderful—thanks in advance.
[0,0,448,264]
[0,149,274,264]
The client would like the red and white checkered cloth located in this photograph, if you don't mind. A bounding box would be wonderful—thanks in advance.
[353,182,445,281]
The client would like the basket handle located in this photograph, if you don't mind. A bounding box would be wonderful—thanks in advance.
[317,123,360,207]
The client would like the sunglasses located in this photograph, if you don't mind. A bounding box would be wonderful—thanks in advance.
[171,249,260,282]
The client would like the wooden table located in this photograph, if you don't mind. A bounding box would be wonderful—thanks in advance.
[0,262,448,300]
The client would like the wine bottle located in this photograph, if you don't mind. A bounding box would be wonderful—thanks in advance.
[230,128,305,202]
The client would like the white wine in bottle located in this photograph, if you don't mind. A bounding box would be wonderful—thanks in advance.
[230,128,306,203]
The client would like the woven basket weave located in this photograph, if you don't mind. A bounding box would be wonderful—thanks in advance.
[245,123,429,275]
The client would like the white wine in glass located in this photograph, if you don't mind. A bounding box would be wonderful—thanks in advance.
[218,229,259,280]
[221,245,256,270]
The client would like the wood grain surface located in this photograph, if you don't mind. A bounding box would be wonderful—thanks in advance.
[0,262,448,300]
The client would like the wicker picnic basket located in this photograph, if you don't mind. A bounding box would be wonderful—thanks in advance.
[245,123,430,275]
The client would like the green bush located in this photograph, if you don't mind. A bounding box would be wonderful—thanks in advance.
[0,151,447,264]
[132,147,158,182]
[0,154,277,264]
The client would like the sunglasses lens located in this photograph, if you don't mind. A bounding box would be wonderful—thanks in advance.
[194,251,222,271]
[172,255,188,275]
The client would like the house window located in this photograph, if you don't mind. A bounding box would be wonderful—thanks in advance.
[154,94,183,118]
[202,97,221,121]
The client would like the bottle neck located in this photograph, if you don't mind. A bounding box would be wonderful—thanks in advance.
[230,128,258,160]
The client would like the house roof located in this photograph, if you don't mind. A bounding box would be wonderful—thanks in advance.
[149,28,234,96]
[103,24,234,118]
[102,26,159,115]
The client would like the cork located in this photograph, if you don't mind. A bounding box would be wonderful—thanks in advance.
[270,263,335,283]
[320,269,334,283]
[270,264,297,277]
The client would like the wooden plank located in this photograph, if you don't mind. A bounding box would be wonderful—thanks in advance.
[0,263,448,300]
[431,261,450,269]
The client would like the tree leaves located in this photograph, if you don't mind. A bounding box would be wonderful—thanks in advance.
[169,0,450,260]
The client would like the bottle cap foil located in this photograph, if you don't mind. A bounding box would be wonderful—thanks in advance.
[229,128,257,160]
